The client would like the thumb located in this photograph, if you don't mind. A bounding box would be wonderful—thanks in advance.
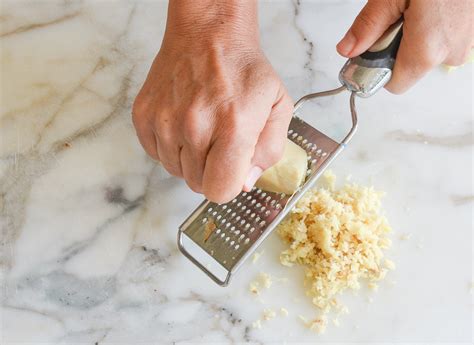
[243,87,293,192]
[337,0,405,57]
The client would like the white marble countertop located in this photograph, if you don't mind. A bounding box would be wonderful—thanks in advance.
[1,0,472,344]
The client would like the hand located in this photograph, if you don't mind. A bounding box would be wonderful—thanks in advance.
[132,1,293,204]
[337,0,473,93]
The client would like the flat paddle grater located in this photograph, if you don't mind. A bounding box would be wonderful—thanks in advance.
[178,19,403,286]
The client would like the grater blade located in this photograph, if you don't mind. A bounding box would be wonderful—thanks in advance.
[178,87,358,286]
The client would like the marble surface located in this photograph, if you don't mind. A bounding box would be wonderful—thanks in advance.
[1,0,472,343]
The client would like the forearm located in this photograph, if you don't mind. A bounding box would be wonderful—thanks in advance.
[164,0,259,48]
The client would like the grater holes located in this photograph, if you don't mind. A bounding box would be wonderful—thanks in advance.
[238,234,245,241]
[316,148,322,155]
[297,135,303,142]
[234,229,240,235]
[207,207,213,212]
[265,196,271,202]
[201,217,208,224]
[259,220,266,227]
[230,240,235,246]
[225,236,230,242]
[250,212,256,218]
[255,189,261,194]
[235,216,241,222]
[231,199,237,203]
[270,200,276,206]
[244,238,250,244]
[237,202,242,207]
[227,209,231,214]
[235,244,240,250]
[216,215,222,221]
[322,152,327,157]
[260,206,266,212]
[216,228,221,234]
[302,138,308,145]
[245,209,251,215]
[241,205,247,211]
[265,210,271,216]
[288,129,293,135]
[222,205,227,210]
[306,169,312,176]
[245,223,250,229]
[250,227,255,233]
[250,199,256,205]
[246,195,252,200]
[291,132,298,139]
[242,192,247,197]
[212,211,217,216]
[311,158,317,165]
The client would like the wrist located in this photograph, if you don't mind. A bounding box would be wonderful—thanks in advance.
[163,0,259,50]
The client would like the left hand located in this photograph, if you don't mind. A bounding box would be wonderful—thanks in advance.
[337,0,473,94]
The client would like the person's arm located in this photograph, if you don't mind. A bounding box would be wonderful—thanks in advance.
[337,0,473,94]
[133,0,293,203]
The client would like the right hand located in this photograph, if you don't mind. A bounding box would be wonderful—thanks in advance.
[132,10,293,204]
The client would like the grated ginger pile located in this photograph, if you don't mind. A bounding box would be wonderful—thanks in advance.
[277,171,394,329]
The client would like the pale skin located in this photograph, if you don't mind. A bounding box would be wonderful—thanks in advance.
[133,0,473,204]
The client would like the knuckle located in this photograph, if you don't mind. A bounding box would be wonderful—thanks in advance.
[222,116,255,148]
[417,53,438,71]
[353,12,378,37]
[185,178,202,194]
[183,117,205,147]
[154,117,175,143]
[132,97,148,126]
[161,161,182,178]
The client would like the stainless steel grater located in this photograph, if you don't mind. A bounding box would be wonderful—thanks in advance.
[178,20,404,286]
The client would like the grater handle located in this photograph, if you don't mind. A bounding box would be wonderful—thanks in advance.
[339,18,403,97]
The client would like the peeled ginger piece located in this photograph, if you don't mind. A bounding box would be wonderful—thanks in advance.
[256,139,308,195]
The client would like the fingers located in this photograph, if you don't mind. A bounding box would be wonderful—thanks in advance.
[155,134,183,177]
[337,0,404,57]
[180,144,207,193]
[385,21,444,94]
[132,104,160,161]
[243,87,294,192]
[202,125,256,204]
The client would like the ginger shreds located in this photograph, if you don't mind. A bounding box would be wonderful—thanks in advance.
[277,172,394,330]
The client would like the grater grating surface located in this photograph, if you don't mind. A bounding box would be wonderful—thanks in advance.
[178,87,356,286]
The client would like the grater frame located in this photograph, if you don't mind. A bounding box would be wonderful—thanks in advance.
[177,86,357,286]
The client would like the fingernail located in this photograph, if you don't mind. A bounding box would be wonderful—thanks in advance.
[244,166,263,192]
[337,30,356,56]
